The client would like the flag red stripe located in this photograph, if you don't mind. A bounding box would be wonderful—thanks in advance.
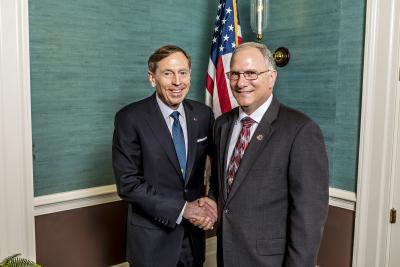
[206,73,214,95]
[205,0,241,116]
[216,56,232,113]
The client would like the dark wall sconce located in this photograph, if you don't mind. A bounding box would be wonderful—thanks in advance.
[273,47,290,67]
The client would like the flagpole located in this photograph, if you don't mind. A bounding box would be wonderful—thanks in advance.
[232,0,239,46]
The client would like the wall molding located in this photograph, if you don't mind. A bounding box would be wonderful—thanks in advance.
[110,263,129,267]
[34,185,356,216]
[329,188,356,211]
[34,185,121,216]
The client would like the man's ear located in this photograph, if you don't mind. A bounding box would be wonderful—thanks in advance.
[269,70,277,88]
[148,71,156,87]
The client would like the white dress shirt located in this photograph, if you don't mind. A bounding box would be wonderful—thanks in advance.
[226,94,274,172]
[156,94,188,157]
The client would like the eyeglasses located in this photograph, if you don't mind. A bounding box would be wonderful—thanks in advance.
[226,70,271,81]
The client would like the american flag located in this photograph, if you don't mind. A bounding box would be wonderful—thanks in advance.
[205,0,242,117]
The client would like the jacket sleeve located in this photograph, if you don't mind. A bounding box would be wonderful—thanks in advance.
[112,111,185,229]
[284,120,329,267]
[208,116,219,202]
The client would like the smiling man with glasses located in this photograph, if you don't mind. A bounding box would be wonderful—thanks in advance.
[209,42,329,267]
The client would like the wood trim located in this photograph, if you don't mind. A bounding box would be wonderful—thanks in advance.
[329,188,356,211]
[0,0,35,260]
[34,185,120,216]
[204,236,217,267]
[353,0,400,266]
[34,185,356,216]
[110,263,129,267]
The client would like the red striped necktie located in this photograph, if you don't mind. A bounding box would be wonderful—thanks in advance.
[226,116,256,194]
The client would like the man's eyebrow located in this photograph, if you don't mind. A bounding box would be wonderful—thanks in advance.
[161,68,189,72]
[230,69,258,72]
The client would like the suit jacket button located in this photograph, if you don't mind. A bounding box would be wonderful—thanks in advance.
[184,189,188,193]
[224,209,229,214]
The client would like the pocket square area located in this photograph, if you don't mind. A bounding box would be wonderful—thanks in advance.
[197,136,208,142]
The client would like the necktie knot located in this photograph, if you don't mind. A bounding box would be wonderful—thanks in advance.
[170,111,180,121]
[241,116,255,129]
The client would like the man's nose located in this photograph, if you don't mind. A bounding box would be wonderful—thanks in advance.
[172,73,181,85]
[236,73,248,87]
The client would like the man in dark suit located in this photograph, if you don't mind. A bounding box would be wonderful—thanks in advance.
[113,45,217,267]
[209,42,329,266]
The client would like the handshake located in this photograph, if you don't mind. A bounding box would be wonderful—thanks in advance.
[183,197,217,230]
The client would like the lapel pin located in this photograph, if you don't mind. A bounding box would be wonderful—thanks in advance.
[257,134,263,141]
[193,117,198,121]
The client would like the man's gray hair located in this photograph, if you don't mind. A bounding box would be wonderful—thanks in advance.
[232,42,276,71]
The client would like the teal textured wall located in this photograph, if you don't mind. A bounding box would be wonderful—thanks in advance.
[30,0,365,196]
[29,0,216,196]
[239,0,365,191]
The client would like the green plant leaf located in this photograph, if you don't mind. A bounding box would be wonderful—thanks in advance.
[0,253,40,267]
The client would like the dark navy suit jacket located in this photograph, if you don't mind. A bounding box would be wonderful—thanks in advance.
[113,93,214,267]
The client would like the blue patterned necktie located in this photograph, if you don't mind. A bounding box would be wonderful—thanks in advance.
[170,111,187,179]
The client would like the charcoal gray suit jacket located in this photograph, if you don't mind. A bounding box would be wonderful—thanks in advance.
[113,93,214,267]
[210,96,329,267]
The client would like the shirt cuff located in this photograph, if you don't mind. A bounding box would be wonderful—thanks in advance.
[176,201,187,224]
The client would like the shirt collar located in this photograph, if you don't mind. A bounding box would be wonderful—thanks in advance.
[238,94,273,124]
[156,93,185,119]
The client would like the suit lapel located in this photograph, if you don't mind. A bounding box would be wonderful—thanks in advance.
[145,95,182,178]
[219,109,238,201]
[226,98,280,203]
[184,101,199,185]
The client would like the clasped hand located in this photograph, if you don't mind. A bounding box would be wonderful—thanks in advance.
[183,197,217,230]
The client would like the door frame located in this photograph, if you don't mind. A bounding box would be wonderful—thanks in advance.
[387,64,400,265]
[0,0,36,260]
[353,0,400,266]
